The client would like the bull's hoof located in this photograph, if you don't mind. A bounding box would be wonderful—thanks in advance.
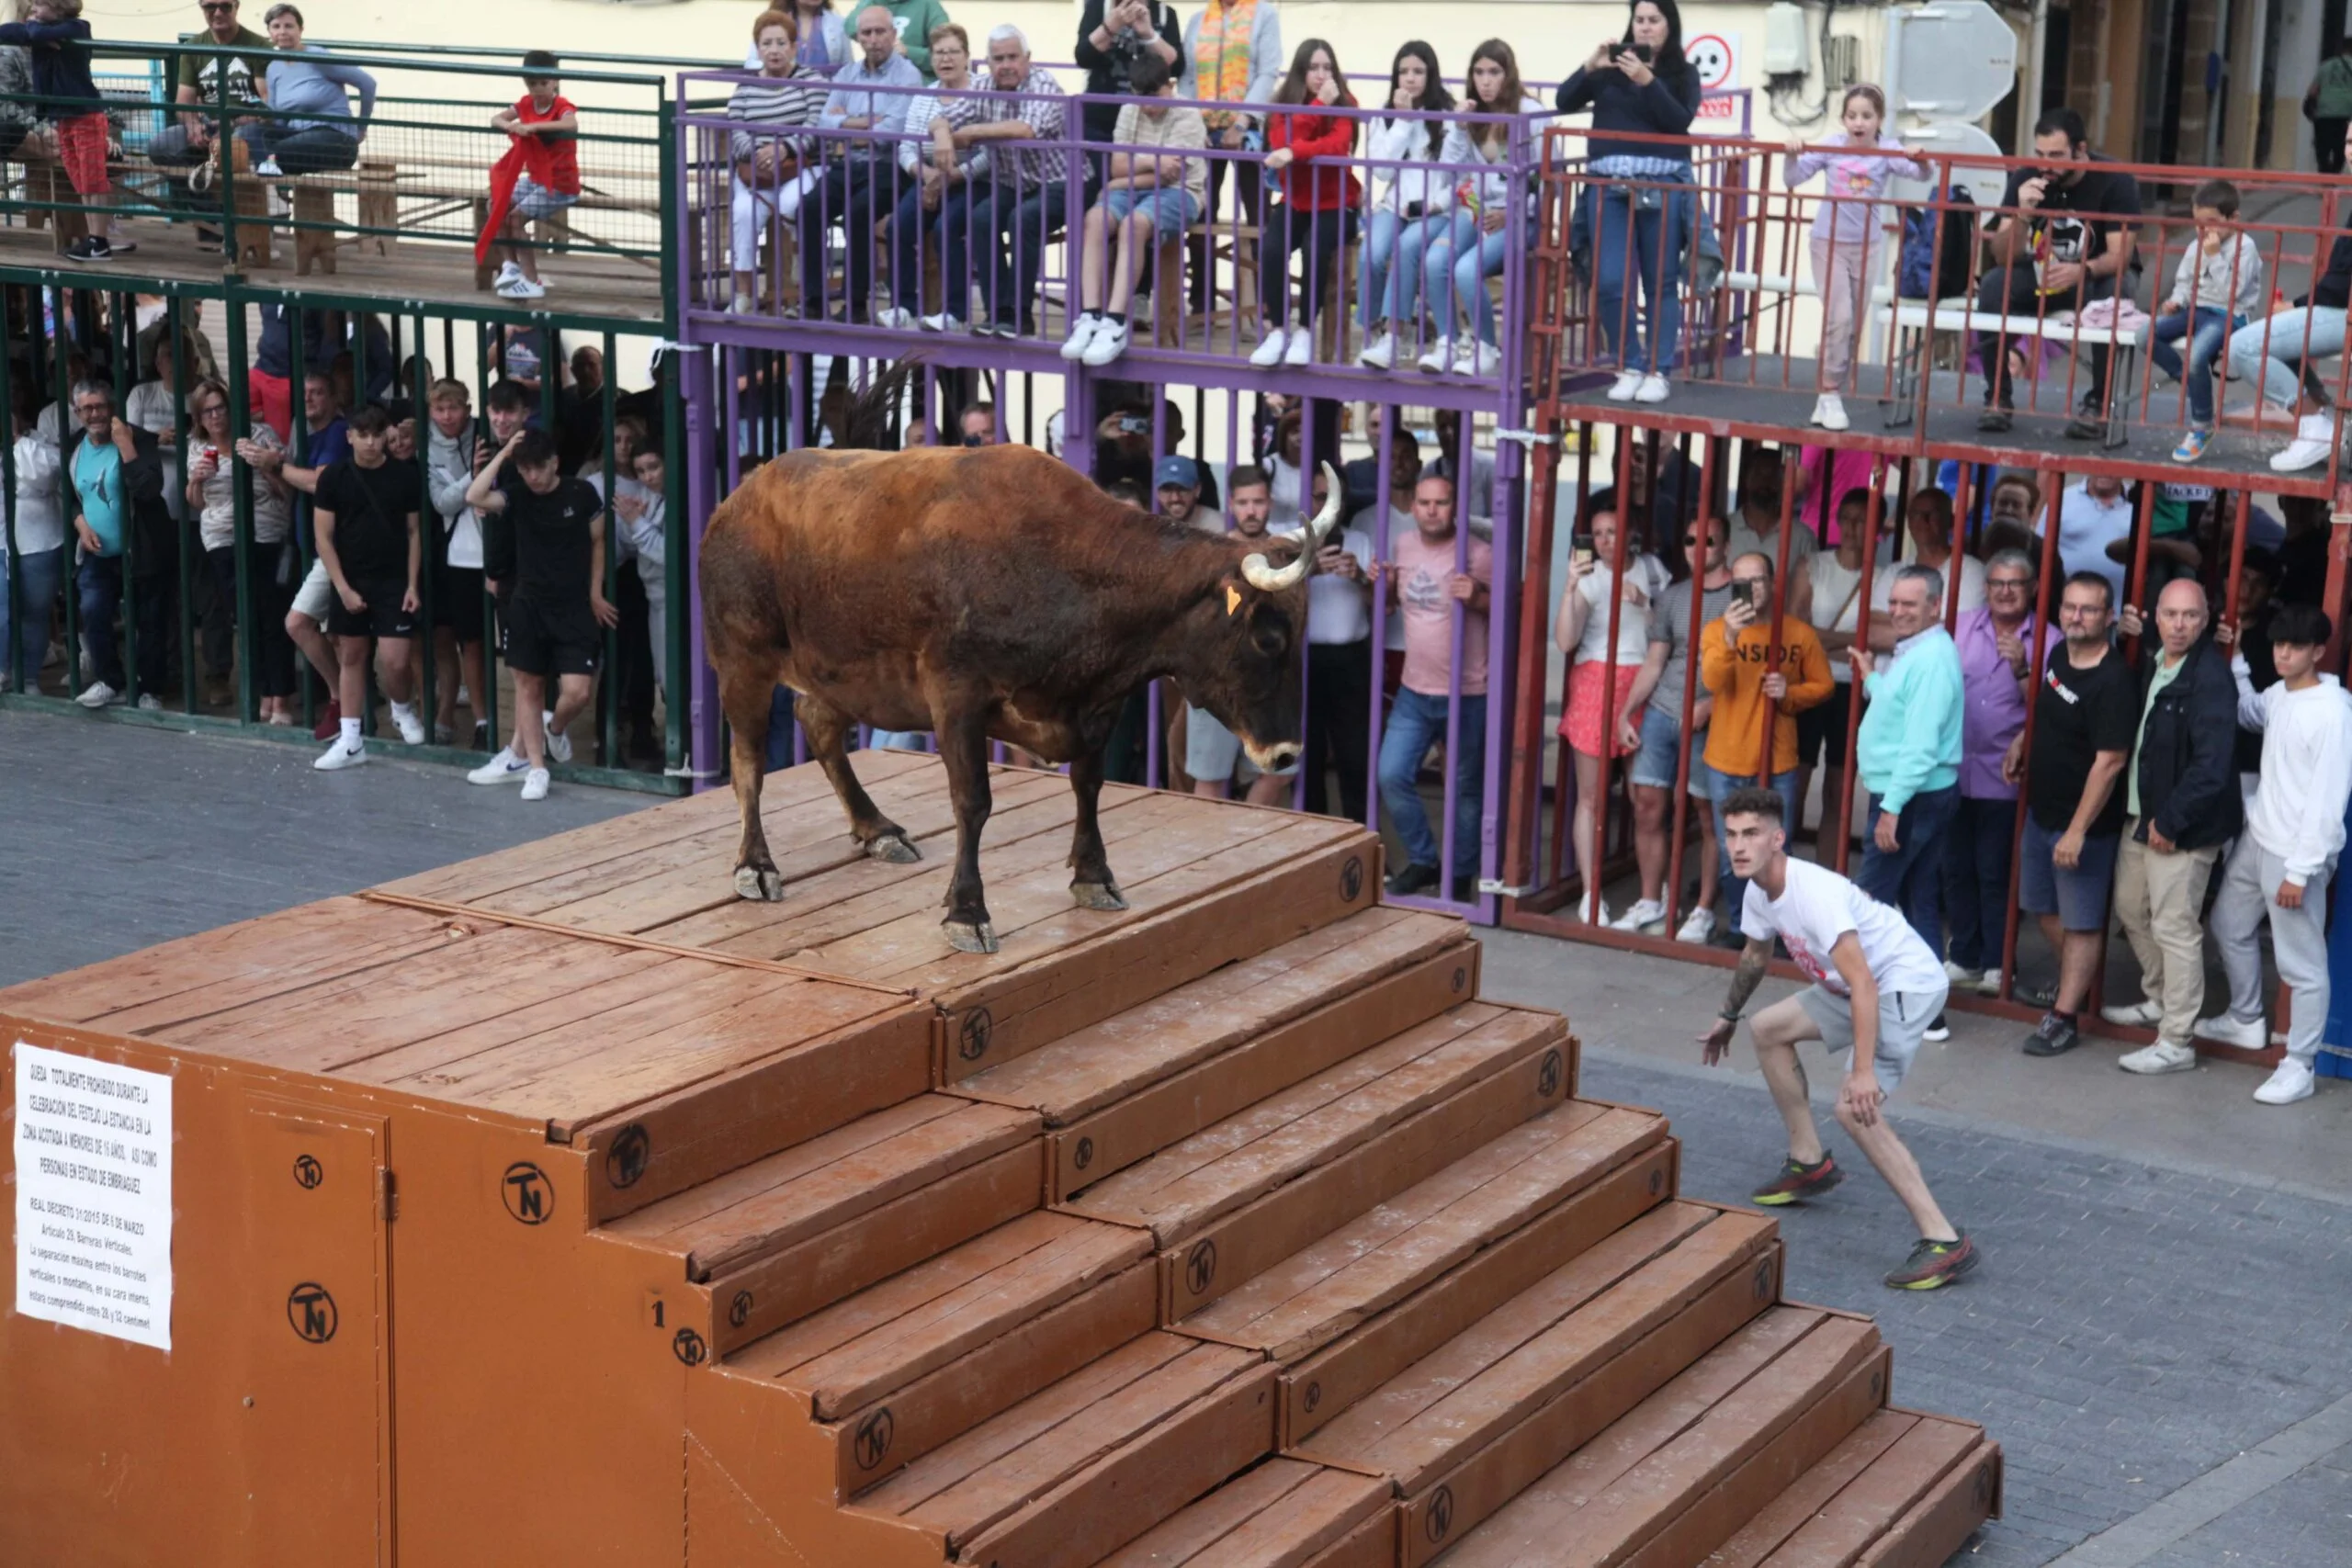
[943,918,1000,954]
[1070,880,1128,912]
[733,864,786,902]
[865,831,922,864]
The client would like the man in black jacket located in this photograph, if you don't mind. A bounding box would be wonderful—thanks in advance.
[62,380,175,708]
[2101,579,2244,1071]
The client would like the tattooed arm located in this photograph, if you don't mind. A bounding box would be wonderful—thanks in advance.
[1698,937,1772,1066]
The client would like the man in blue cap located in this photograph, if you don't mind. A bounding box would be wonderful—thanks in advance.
[1153,454,1224,534]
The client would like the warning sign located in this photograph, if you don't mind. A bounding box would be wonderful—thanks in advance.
[1686,31,1740,93]
[14,1043,174,1351]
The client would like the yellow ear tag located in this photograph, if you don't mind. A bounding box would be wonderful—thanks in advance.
[1225,584,1242,616]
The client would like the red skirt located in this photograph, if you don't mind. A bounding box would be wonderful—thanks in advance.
[55,112,109,197]
[1558,659,1644,759]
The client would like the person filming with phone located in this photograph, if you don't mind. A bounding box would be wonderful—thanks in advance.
[1698,550,1834,918]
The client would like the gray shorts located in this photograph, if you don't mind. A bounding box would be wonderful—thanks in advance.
[1794,980,1947,1093]
[290,557,333,622]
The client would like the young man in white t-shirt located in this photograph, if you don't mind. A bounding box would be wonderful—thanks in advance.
[1699,785,1981,1291]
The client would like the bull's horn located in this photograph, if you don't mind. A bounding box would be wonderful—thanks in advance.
[1238,463,1346,592]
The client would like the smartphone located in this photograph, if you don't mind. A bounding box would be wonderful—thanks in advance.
[961,432,986,447]
[1629,42,1654,62]
[1729,580,1753,607]
[1119,415,1148,435]
[1572,533,1595,570]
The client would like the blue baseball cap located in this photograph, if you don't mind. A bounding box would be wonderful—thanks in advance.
[1154,455,1199,490]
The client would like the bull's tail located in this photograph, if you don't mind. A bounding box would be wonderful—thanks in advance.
[833,355,923,452]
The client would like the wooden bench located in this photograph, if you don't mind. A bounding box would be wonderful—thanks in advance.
[1873,300,2141,447]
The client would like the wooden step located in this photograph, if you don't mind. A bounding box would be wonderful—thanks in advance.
[947,908,1479,1200]
[1294,1207,1782,1559]
[600,1094,1045,1353]
[844,1331,1278,1568]
[711,1213,1159,1499]
[1428,1309,1890,1568]
[1172,1105,1673,1381]
[1091,1457,1392,1568]
[1702,1408,1998,1568]
[1062,1004,1573,1318]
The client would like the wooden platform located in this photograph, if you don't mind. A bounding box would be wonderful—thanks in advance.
[0,218,664,323]
[0,753,1998,1568]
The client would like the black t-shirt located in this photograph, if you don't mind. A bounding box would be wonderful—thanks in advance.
[505,476,602,609]
[316,458,423,584]
[1075,0,1183,144]
[1997,155,2143,281]
[2028,645,2138,834]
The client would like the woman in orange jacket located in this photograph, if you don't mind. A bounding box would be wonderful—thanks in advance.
[1250,39,1363,368]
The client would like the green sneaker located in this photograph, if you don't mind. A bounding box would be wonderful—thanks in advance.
[1884,1230,1980,1291]
[1750,1154,1844,1207]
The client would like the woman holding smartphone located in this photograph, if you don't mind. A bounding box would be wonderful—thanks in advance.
[1553,506,1671,922]
[1555,0,1701,405]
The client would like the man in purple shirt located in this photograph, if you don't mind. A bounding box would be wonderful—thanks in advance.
[1942,547,2057,993]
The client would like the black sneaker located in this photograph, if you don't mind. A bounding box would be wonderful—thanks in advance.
[2064,413,2106,441]
[63,235,112,263]
[1976,406,2012,434]
[2022,1012,2080,1057]
[1385,862,1439,897]
[470,719,492,752]
[1923,1011,1951,1042]
[1884,1230,1979,1290]
[106,234,135,254]
[1751,1153,1844,1206]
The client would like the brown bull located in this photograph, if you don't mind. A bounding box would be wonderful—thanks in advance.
[701,442,1343,953]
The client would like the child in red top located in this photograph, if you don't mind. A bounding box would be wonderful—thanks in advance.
[484,49,582,300]
[1250,38,1362,369]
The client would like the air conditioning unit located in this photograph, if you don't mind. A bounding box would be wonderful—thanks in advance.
[1762,3,1811,75]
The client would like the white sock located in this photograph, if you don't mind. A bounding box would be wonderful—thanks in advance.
[390,698,417,724]
[339,716,362,750]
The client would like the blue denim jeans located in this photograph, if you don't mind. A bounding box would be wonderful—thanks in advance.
[76,553,168,696]
[943,180,1069,332]
[2146,305,2242,429]
[1859,784,1961,961]
[2225,306,2350,411]
[1377,687,1486,884]
[1589,183,1684,374]
[1705,764,1802,918]
[1,544,62,687]
[1940,792,2018,973]
[1422,208,1524,347]
[1357,207,1446,330]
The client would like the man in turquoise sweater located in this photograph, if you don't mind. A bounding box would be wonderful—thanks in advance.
[1851,563,1965,1040]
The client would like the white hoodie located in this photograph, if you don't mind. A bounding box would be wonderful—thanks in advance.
[2233,660,2352,885]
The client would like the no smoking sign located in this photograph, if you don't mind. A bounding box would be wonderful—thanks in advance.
[1686,32,1739,92]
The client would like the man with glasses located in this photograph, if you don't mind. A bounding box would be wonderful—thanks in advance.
[804,6,923,324]
[2005,571,2132,1057]
[925,26,1069,337]
[147,0,269,230]
[63,381,173,709]
[1617,513,1732,940]
[1941,549,2055,998]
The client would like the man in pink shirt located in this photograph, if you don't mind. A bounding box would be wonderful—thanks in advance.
[1373,471,1493,897]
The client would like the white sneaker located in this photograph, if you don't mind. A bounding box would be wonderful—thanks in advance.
[920,311,965,333]
[254,156,282,177]
[1675,906,1717,943]
[729,294,757,315]
[2270,412,2337,472]
[468,746,530,785]
[74,680,118,708]
[2098,999,2162,1028]
[1465,342,1503,377]
[1943,960,1984,987]
[2119,1040,2199,1075]
[312,739,367,771]
[2193,1011,2268,1049]
[2253,1059,2316,1105]
[1358,329,1396,369]
[872,306,915,331]
[1609,897,1668,933]
[496,273,546,301]
[390,702,425,746]
[1060,312,1102,361]
[545,728,572,765]
[1604,369,1643,401]
[520,767,551,802]
[1080,318,1130,368]
[495,260,522,287]
[1418,338,1455,374]
[1811,393,1849,431]
[1634,374,1670,404]
[1249,327,1289,367]
[1283,327,1313,366]
[135,693,163,712]
[1977,969,2004,997]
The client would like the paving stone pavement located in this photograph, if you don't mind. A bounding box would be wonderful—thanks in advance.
[6,708,2349,1566]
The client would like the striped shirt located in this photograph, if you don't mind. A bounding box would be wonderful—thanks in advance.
[728,66,829,161]
[984,68,1070,192]
[899,85,995,175]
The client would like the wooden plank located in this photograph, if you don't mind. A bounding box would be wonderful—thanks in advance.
[701,1142,1046,1352]
[1300,1510,1398,1568]
[824,1262,1162,1495]
[1849,1439,2001,1568]
[944,1358,1278,1568]
[1149,1020,1573,1319]
[1745,1415,1976,1568]
[1701,1410,1917,1568]
[1276,1140,1679,1446]
[1094,1459,1389,1568]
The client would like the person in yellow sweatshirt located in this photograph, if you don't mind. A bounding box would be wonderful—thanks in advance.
[1701,549,1837,916]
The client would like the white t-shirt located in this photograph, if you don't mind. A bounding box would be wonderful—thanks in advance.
[1808,551,1867,681]
[2058,483,2132,605]
[1870,547,1984,616]
[1274,518,1374,645]
[1572,553,1673,665]
[1739,857,1948,1000]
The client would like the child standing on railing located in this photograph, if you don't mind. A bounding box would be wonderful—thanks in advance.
[2148,178,2265,465]
[0,0,113,264]
[1782,85,1926,432]
[481,51,582,303]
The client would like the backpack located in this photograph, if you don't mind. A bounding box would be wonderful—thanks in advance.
[1898,176,1977,300]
